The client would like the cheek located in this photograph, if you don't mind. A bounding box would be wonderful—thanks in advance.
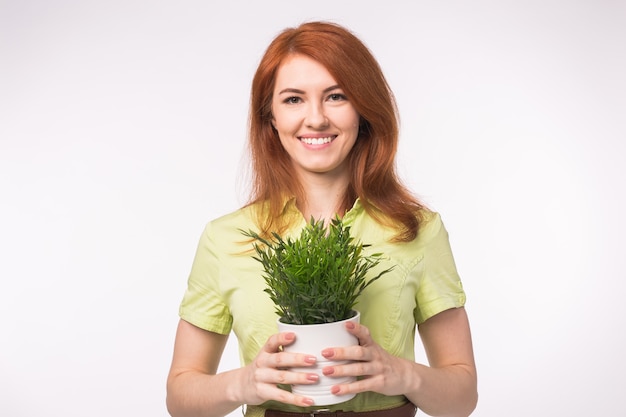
[345,109,360,131]
[351,116,361,134]
[271,110,295,133]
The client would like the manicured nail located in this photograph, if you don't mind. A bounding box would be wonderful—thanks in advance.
[307,373,319,381]
[322,367,334,376]
[331,386,341,395]
[303,398,315,406]
[305,355,317,364]
[321,349,334,358]
[346,322,356,330]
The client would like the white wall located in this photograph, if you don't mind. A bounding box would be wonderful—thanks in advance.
[1,1,624,416]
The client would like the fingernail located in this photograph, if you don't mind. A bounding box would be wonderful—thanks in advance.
[303,398,315,406]
[305,355,317,364]
[346,322,356,330]
[321,349,334,358]
[307,373,319,381]
[322,367,334,376]
[285,333,295,341]
[331,386,341,395]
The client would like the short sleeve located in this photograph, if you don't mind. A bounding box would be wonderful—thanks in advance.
[178,222,233,334]
[413,213,466,324]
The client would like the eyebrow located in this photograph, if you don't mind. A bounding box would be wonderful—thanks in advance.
[278,85,342,95]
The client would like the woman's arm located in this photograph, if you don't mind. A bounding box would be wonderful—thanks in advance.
[166,319,319,417]
[166,319,234,417]
[410,307,477,416]
[321,307,478,417]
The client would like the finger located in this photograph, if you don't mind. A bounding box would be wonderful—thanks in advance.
[253,361,320,384]
[264,332,296,353]
[321,359,375,378]
[266,351,318,369]
[329,376,375,397]
[256,383,315,407]
[345,321,373,345]
[321,344,369,362]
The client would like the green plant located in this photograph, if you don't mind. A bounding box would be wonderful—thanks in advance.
[242,217,394,325]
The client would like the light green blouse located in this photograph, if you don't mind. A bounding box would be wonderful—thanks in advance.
[179,199,466,416]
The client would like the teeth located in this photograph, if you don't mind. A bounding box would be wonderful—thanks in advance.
[300,136,334,145]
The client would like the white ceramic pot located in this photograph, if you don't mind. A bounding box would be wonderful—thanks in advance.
[276,311,360,406]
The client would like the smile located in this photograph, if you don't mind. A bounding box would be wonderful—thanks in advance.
[299,136,336,145]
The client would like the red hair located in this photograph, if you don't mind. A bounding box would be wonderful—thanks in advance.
[246,21,424,242]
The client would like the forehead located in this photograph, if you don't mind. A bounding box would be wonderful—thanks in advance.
[273,54,338,90]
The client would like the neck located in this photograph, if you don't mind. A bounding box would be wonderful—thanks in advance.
[296,172,350,223]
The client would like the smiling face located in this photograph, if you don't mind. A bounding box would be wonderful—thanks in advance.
[271,54,360,181]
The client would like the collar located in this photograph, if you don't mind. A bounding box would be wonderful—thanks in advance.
[279,197,365,222]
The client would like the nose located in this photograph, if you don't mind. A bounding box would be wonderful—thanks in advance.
[304,102,329,129]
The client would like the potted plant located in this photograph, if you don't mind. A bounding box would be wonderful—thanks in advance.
[243,217,394,405]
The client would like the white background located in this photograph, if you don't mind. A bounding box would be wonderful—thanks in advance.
[1,1,624,416]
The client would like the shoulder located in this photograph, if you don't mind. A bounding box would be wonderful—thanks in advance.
[417,209,446,237]
[349,199,445,242]
[209,204,257,230]
[407,209,454,252]
[198,204,262,250]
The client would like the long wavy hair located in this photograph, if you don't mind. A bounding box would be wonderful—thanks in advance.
[246,21,424,242]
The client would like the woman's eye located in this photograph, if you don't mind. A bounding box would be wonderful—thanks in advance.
[328,93,347,101]
[284,96,301,104]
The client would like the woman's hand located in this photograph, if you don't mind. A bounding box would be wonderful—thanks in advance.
[319,309,478,417]
[320,321,410,397]
[240,331,319,407]
[168,321,323,417]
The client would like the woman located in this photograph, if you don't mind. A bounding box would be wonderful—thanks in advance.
[166,21,477,417]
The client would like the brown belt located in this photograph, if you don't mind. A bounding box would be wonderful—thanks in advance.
[265,402,417,417]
